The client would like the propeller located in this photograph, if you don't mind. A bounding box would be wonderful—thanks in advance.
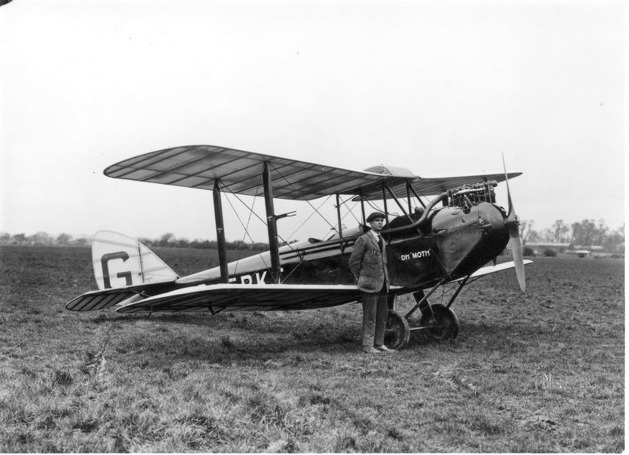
[502,153,526,292]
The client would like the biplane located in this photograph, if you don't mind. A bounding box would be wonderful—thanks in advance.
[66,145,530,349]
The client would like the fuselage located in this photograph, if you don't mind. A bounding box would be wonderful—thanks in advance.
[175,202,510,294]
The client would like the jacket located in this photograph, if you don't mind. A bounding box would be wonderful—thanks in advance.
[348,231,390,293]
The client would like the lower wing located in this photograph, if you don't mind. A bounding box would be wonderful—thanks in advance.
[451,260,533,282]
[115,284,365,314]
[68,262,529,314]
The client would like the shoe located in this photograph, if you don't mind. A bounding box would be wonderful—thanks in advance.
[362,346,382,354]
[375,345,394,352]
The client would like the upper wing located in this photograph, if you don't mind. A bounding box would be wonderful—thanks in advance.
[413,173,522,195]
[104,145,412,201]
[105,145,522,200]
[358,172,522,200]
[115,283,364,313]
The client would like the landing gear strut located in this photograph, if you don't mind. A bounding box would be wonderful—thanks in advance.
[383,275,469,348]
[405,276,468,342]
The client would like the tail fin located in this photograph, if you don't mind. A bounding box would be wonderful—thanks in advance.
[92,231,179,290]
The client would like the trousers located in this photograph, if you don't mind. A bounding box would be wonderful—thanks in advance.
[361,289,389,347]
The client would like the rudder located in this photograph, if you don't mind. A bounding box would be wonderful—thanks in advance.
[92,231,179,290]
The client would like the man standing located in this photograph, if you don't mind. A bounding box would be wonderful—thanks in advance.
[348,211,393,354]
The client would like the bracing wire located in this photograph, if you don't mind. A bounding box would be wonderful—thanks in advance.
[222,191,269,276]
[366,199,384,213]
[271,164,338,234]
[241,178,259,242]
[286,195,333,240]
[222,192,257,245]
[337,197,362,226]
[220,181,300,257]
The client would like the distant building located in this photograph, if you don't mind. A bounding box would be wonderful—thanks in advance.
[522,242,622,258]
[525,242,571,255]
[567,249,592,258]
[574,245,604,252]
[569,245,611,258]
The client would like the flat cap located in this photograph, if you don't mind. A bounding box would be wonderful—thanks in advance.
[366,211,386,223]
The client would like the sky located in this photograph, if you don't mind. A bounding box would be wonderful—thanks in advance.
[0,0,625,243]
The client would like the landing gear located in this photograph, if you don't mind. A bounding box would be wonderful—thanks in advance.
[405,279,465,343]
[419,303,459,341]
[384,310,410,350]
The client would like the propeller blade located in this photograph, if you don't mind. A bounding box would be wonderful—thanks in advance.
[502,153,526,292]
[502,153,515,218]
[509,234,526,293]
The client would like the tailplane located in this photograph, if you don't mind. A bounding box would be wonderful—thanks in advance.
[66,231,179,311]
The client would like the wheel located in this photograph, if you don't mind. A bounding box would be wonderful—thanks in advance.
[384,310,410,350]
[419,304,459,341]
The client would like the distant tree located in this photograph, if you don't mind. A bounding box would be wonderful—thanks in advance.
[73,238,89,247]
[176,238,190,248]
[12,233,26,244]
[603,223,625,253]
[571,219,604,246]
[572,220,591,246]
[157,232,175,247]
[28,231,53,245]
[550,219,571,243]
[519,219,539,245]
[56,233,73,245]
[593,219,609,246]
[190,239,207,249]
[0,231,266,249]
[538,228,553,243]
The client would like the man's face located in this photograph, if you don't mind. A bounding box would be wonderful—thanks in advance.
[369,218,385,232]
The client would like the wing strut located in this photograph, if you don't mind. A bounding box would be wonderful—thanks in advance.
[359,188,366,227]
[335,194,343,240]
[213,180,229,282]
[263,163,282,283]
[382,184,389,224]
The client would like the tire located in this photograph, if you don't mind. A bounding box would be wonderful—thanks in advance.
[384,310,410,350]
[419,304,459,341]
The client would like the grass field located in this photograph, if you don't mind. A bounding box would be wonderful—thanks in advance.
[0,245,624,452]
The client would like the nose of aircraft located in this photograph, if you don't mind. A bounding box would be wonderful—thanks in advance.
[455,201,525,292]
[431,202,511,279]
[472,202,512,264]
[477,202,511,254]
